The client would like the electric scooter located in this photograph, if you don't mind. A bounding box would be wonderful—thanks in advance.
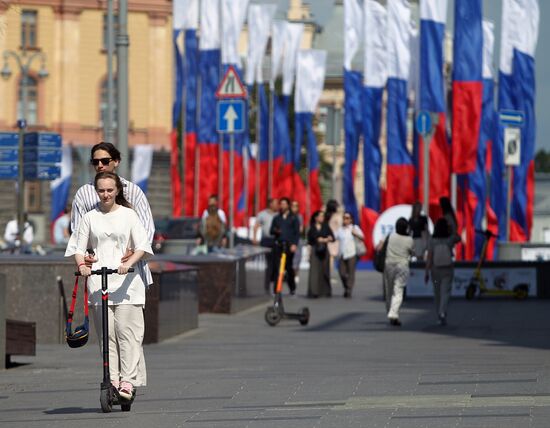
[76,267,136,413]
[264,243,310,326]
[465,230,529,300]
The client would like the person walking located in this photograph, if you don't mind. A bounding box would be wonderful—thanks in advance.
[290,200,305,284]
[65,142,154,387]
[408,201,429,260]
[335,212,364,298]
[425,218,461,326]
[307,210,334,298]
[253,198,279,292]
[380,217,414,326]
[3,213,34,253]
[74,171,153,400]
[270,197,300,295]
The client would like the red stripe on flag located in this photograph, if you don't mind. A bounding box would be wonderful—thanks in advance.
[170,130,182,217]
[452,81,483,174]
[309,169,322,214]
[385,164,416,208]
[360,207,379,260]
[198,143,219,215]
[184,132,197,216]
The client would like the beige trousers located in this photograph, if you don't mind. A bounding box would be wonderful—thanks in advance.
[91,304,147,386]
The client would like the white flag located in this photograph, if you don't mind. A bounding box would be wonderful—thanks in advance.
[270,20,286,87]
[482,20,495,80]
[182,0,199,30]
[295,49,327,113]
[344,0,363,70]
[282,23,304,96]
[245,4,277,85]
[387,0,411,81]
[221,0,249,65]
[364,0,387,88]
[200,0,220,50]
[131,145,154,192]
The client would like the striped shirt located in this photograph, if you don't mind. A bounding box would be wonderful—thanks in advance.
[64,177,155,286]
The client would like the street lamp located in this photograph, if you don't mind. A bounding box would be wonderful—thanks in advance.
[1,49,48,249]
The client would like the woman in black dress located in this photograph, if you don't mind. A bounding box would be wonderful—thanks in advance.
[307,210,334,297]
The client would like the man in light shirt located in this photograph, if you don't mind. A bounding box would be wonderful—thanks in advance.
[335,212,364,298]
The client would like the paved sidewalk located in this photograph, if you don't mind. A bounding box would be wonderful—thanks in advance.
[1,269,550,427]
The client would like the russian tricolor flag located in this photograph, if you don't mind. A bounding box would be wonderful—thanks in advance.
[419,0,450,218]
[275,23,304,205]
[221,0,249,225]
[385,0,415,209]
[342,0,363,224]
[182,0,199,216]
[451,0,483,175]
[295,49,327,219]
[361,0,387,258]
[131,145,154,194]
[197,0,221,215]
[464,21,496,260]
[170,0,184,216]
[497,0,539,242]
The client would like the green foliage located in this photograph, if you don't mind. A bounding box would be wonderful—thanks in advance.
[535,150,550,172]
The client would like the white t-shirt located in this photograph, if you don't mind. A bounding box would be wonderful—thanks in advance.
[336,224,364,260]
[74,206,153,306]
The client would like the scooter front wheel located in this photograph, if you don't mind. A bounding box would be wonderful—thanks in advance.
[100,388,113,413]
[513,284,529,300]
[265,307,282,326]
[299,307,310,326]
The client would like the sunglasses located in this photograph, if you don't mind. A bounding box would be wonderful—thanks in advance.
[91,157,113,166]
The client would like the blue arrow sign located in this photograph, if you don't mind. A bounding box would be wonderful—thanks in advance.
[416,110,433,137]
[217,100,245,134]
[499,109,524,127]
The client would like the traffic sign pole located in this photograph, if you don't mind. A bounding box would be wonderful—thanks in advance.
[416,111,438,217]
[229,133,235,249]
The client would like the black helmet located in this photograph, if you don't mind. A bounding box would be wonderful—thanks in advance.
[66,318,89,348]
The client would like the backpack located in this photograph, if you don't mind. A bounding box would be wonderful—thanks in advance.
[432,240,453,267]
[373,236,389,273]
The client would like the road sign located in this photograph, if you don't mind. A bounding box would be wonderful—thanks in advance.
[0,132,19,147]
[0,163,18,179]
[24,132,62,148]
[215,65,247,99]
[217,100,245,133]
[499,110,524,127]
[416,110,432,137]
[504,127,521,166]
[24,163,61,180]
[24,148,62,163]
[0,149,19,163]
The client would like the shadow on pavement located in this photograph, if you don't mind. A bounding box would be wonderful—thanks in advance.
[44,407,104,415]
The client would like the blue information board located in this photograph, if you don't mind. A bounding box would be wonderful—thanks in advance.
[0,132,19,147]
[0,163,18,179]
[24,132,62,148]
[24,163,61,180]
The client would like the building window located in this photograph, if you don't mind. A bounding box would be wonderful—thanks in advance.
[17,75,38,125]
[21,10,38,49]
[100,78,117,127]
[102,14,118,51]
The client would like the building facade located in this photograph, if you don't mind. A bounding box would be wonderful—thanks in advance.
[0,0,172,147]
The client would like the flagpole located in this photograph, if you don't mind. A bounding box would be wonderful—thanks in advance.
[268,81,274,200]
[194,71,202,217]
[180,31,187,218]
[255,83,261,215]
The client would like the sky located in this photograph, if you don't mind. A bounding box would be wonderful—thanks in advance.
[258,0,549,152]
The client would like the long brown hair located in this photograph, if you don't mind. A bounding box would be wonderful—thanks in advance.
[94,171,132,208]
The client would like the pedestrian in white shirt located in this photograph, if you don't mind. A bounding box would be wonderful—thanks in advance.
[335,212,364,298]
[4,213,34,253]
[74,171,153,401]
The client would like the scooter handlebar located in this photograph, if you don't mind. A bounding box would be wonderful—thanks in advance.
[75,267,135,276]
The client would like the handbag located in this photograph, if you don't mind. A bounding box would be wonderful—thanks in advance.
[373,236,389,273]
[354,235,367,257]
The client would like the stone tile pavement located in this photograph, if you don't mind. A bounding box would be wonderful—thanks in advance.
[1,269,549,427]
